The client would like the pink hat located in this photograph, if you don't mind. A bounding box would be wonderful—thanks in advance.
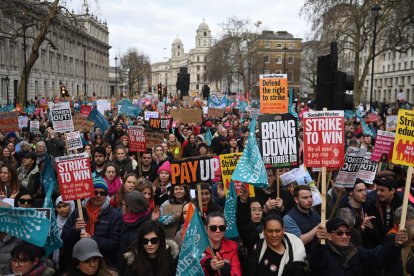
[157,161,171,174]
[224,122,231,127]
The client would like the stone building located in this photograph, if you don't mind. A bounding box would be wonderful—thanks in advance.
[0,7,110,104]
[151,21,212,97]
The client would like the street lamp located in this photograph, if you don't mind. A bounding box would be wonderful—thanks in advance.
[114,56,118,98]
[83,44,87,98]
[263,56,266,74]
[22,16,30,107]
[5,76,10,105]
[283,46,288,74]
[370,3,381,109]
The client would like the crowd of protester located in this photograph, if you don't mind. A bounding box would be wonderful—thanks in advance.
[0,95,413,276]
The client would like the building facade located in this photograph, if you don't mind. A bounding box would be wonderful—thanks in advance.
[151,21,212,97]
[0,7,110,104]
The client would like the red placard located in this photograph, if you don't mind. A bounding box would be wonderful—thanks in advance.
[372,130,395,162]
[129,126,146,153]
[56,153,94,201]
[303,111,345,168]
[80,105,92,117]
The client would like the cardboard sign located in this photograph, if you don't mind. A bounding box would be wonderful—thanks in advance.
[171,156,221,185]
[66,131,83,151]
[55,153,94,201]
[392,109,414,166]
[157,102,165,114]
[163,204,183,215]
[96,99,111,115]
[386,115,398,132]
[335,147,367,188]
[73,115,94,131]
[356,152,378,184]
[170,109,203,124]
[208,107,225,118]
[258,114,299,168]
[372,130,396,162]
[49,102,74,133]
[30,120,40,133]
[80,105,92,117]
[0,112,19,133]
[149,118,172,130]
[128,126,146,153]
[259,74,288,114]
[280,165,313,186]
[18,115,29,129]
[145,130,165,149]
[144,111,159,121]
[303,110,345,168]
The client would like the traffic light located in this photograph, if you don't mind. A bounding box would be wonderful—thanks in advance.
[60,85,68,98]
[157,83,162,94]
[202,85,210,99]
[163,87,167,96]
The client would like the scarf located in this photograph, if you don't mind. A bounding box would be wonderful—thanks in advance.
[85,200,101,236]
[105,176,122,196]
[122,208,151,223]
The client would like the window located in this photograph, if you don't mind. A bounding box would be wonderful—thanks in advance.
[197,56,200,62]
[288,72,293,81]
[204,31,207,36]
[178,45,180,49]
[276,56,282,64]
[263,55,270,63]
[197,65,200,71]
[289,43,294,49]
[264,70,269,74]
[277,43,282,48]
[264,42,270,48]
[197,74,200,81]
[288,56,294,64]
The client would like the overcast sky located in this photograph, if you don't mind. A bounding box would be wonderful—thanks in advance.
[69,0,310,65]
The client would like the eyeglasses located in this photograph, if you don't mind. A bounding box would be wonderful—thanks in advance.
[94,191,108,197]
[331,231,351,237]
[34,135,41,138]
[10,257,31,265]
[208,225,226,232]
[18,198,33,205]
[142,237,160,245]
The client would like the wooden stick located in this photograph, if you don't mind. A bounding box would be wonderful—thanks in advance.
[197,184,203,213]
[327,171,333,190]
[377,162,382,173]
[321,166,327,245]
[399,166,413,230]
[276,169,280,199]
[316,171,321,189]
[329,189,344,219]
[137,152,142,178]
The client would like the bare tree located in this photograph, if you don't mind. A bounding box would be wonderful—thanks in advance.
[0,0,85,106]
[119,48,151,97]
[301,40,322,95]
[301,0,414,105]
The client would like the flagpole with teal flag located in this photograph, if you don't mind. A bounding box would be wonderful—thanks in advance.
[224,181,239,239]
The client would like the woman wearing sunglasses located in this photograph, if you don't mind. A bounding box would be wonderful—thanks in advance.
[13,189,34,208]
[201,212,242,275]
[123,220,179,276]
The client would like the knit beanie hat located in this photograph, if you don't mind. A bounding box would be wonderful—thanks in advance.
[93,177,108,193]
[157,161,171,174]
[124,190,148,213]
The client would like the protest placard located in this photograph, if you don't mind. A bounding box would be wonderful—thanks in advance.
[66,131,83,151]
[335,147,367,188]
[392,109,414,167]
[73,115,95,131]
[280,165,313,186]
[258,114,299,168]
[259,74,288,114]
[55,153,94,201]
[170,109,203,123]
[145,130,165,149]
[163,204,183,215]
[219,152,254,196]
[96,99,111,115]
[18,115,29,129]
[30,120,40,133]
[372,130,395,162]
[49,102,74,133]
[0,207,51,247]
[157,102,165,114]
[208,107,225,118]
[128,126,146,153]
[34,208,52,235]
[303,110,345,168]
[80,105,92,117]
[171,156,221,185]
[0,112,19,133]
[144,111,159,121]
[149,118,172,130]
[356,152,378,184]
[386,115,398,132]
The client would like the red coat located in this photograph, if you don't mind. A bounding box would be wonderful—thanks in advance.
[200,238,242,276]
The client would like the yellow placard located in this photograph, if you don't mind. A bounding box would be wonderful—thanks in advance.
[259,74,288,114]
[392,109,414,166]
[219,153,255,196]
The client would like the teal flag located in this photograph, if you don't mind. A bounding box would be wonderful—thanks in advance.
[208,95,228,108]
[176,209,210,276]
[232,118,268,188]
[0,105,14,112]
[87,107,110,133]
[224,181,239,239]
[41,154,63,255]
[25,104,35,115]
[119,101,141,117]
[361,117,375,138]
[0,207,51,247]
[345,110,354,119]
[205,128,212,146]
[288,89,298,120]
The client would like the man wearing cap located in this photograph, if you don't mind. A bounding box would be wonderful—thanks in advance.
[309,217,407,275]
[365,175,403,248]
[16,152,39,191]
[61,177,122,271]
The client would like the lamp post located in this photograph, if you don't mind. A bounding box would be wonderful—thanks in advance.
[5,76,10,105]
[370,3,381,109]
[114,56,118,98]
[22,17,29,107]
[283,46,288,74]
[83,44,87,99]
[263,56,266,74]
